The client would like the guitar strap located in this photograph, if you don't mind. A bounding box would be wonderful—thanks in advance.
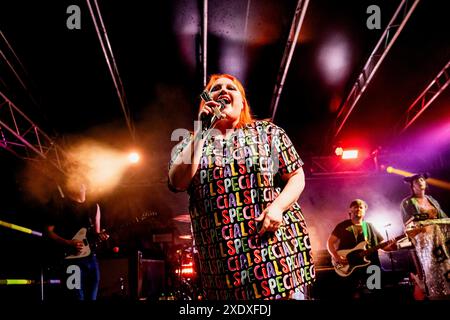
[363,221,380,247]
[362,221,372,247]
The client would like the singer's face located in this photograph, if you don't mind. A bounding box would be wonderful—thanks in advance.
[209,77,244,123]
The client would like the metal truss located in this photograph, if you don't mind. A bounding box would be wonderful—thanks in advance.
[86,0,135,141]
[400,60,450,132]
[201,0,208,87]
[332,0,421,140]
[270,0,310,121]
[0,91,67,175]
[308,147,449,178]
[308,155,378,177]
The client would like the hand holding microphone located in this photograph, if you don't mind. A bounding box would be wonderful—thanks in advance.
[199,91,226,131]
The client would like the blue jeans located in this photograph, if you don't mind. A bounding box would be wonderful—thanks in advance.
[64,255,100,300]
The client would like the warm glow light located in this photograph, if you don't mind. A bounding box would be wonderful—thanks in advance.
[386,166,450,190]
[181,268,194,274]
[175,268,194,275]
[341,150,358,159]
[128,152,140,164]
[335,147,344,156]
[366,210,403,241]
[385,166,411,177]
[65,140,141,196]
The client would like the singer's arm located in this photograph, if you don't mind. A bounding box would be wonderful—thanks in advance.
[168,130,206,191]
[169,101,223,191]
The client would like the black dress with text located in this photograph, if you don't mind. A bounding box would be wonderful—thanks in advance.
[169,120,315,300]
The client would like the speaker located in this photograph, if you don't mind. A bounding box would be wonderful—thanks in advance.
[98,257,133,299]
[98,252,165,300]
[137,259,165,300]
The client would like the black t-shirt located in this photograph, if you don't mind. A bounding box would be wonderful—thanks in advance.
[46,198,97,257]
[331,219,384,265]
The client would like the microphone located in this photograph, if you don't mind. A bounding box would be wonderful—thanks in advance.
[199,91,226,131]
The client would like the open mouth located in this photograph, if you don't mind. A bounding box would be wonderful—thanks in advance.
[218,95,231,104]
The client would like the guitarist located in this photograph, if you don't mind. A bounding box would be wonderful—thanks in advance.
[46,179,108,300]
[326,199,397,299]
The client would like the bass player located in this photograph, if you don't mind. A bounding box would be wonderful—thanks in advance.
[326,199,397,299]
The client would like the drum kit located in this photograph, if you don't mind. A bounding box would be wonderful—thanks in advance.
[157,244,201,300]
[158,214,202,300]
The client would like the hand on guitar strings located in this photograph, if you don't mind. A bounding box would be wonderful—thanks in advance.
[97,229,110,241]
[334,255,348,265]
[68,239,84,253]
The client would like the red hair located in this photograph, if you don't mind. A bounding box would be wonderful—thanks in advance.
[199,74,254,128]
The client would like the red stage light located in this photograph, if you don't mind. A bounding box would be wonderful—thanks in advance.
[341,149,359,159]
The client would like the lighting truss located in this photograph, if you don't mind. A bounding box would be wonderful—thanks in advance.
[0,91,67,175]
[270,0,310,121]
[308,155,378,177]
[400,60,450,132]
[201,0,208,87]
[332,0,421,140]
[86,0,135,141]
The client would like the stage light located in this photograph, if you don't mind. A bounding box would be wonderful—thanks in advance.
[335,147,344,156]
[66,140,134,195]
[334,147,359,159]
[181,267,194,275]
[317,34,352,86]
[341,149,359,159]
[386,166,450,190]
[128,152,140,164]
[385,166,413,177]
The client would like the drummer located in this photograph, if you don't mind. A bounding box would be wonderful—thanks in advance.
[401,173,447,226]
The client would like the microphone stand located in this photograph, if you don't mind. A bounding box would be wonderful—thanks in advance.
[384,226,395,272]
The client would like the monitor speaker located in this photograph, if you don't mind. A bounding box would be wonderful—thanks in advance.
[98,257,133,299]
[138,259,165,300]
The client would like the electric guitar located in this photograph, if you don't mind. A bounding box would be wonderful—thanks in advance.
[64,211,156,259]
[332,234,405,277]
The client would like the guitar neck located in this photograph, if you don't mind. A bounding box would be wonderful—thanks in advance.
[361,234,404,257]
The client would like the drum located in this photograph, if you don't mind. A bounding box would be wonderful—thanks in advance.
[407,218,450,298]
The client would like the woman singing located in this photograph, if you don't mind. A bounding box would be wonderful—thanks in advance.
[168,74,315,300]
